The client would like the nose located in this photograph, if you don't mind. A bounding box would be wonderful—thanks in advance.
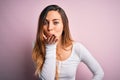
[48,22,53,31]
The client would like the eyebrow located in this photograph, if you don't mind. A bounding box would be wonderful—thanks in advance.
[45,19,60,21]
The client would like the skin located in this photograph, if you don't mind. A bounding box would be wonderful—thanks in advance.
[43,11,72,61]
[43,11,63,45]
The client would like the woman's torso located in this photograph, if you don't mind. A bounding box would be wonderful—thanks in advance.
[56,42,81,80]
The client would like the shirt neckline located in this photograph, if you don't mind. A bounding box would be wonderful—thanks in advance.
[57,42,74,63]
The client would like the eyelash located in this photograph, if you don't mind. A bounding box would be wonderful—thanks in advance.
[54,22,59,25]
[43,21,59,25]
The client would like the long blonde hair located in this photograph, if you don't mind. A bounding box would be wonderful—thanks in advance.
[32,5,73,79]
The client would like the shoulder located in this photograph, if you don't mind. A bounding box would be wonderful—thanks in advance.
[73,41,85,50]
[72,41,85,57]
[72,41,90,56]
[73,41,94,60]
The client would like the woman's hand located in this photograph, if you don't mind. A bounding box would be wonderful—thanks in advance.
[43,34,58,44]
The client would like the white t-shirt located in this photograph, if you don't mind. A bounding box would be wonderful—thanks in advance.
[39,42,104,80]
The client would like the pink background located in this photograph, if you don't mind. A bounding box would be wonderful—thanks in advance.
[0,0,120,80]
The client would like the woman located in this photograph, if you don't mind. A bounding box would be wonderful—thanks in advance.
[32,5,104,80]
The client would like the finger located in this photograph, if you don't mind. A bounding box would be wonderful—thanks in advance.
[48,35,55,44]
[43,34,47,40]
[51,35,55,41]
[55,38,58,43]
[47,35,52,43]
[45,34,58,44]
[52,35,58,43]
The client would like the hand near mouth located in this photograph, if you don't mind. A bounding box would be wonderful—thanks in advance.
[43,34,58,44]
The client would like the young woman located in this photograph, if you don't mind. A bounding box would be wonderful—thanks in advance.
[32,5,104,80]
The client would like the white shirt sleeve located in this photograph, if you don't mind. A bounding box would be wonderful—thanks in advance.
[39,44,56,80]
[78,43,104,80]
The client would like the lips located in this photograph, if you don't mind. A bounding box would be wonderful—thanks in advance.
[45,32,54,36]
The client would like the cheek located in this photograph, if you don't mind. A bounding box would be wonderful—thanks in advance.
[55,26,63,36]
[43,27,47,33]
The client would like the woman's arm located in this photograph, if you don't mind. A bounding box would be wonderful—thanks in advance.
[79,43,104,80]
[39,44,56,80]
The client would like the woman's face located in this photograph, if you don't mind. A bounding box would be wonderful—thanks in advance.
[43,11,63,40]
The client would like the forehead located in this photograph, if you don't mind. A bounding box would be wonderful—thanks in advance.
[46,11,62,21]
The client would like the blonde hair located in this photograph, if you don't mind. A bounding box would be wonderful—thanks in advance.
[32,5,73,79]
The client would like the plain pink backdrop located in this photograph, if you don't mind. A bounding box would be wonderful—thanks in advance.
[0,0,120,80]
